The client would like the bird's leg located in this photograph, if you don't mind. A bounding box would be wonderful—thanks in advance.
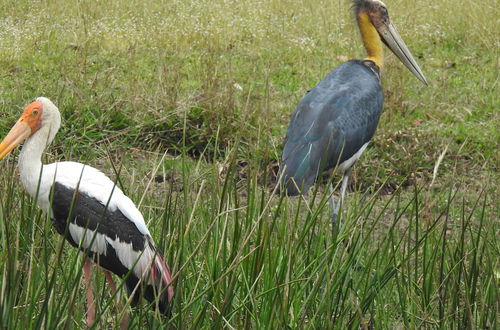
[104,270,117,292]
[339,168,352,208]
[83,258,96,328]
[329,184,340,227]
[104,270,130,330]
[331,168,352,229]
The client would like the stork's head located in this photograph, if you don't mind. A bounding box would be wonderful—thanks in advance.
[0,97,61,160]
[353,0,427,84]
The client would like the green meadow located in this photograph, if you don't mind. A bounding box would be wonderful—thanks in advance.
[0,0,497,328]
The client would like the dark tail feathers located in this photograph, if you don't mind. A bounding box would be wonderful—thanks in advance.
[125,251,174,316]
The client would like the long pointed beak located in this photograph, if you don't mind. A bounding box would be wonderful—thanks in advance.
[379,22,428,85]
[0,120,32,160]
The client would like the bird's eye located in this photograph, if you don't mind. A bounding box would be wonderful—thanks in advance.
[32,110,39,116]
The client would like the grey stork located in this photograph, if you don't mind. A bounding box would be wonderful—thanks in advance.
[277,0,427,225]
[0,97,174,327]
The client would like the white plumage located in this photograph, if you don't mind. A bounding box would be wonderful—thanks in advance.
[0,97,174,326]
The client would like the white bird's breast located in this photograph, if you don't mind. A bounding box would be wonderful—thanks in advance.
[338,142,369,172]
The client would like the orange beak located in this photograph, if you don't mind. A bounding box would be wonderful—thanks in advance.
[0,119,32,160]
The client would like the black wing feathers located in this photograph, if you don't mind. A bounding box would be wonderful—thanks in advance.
[50,182,171,315]
[51,182,145,251]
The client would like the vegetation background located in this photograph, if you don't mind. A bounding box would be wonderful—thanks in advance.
[0,0,497,328]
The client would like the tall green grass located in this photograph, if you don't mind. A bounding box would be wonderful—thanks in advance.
[0,0,498,328]
[0,151,497,328]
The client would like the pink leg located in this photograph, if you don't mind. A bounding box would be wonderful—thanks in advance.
[104,270,130,330]
[104,270,117,292]
[83,259,96,327]
[119,311,130,330]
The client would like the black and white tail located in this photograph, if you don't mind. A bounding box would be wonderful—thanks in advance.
[125,241,174,315]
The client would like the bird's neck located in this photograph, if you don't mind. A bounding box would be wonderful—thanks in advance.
[18,126,50,197]
[357,12,384,68]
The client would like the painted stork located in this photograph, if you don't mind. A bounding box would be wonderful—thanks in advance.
[277,0,427,225]
[0,97,174,326]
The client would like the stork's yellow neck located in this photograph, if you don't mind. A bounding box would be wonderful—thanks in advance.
[357,12,383,68]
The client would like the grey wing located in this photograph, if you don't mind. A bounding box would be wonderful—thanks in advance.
[278,60,383,196]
